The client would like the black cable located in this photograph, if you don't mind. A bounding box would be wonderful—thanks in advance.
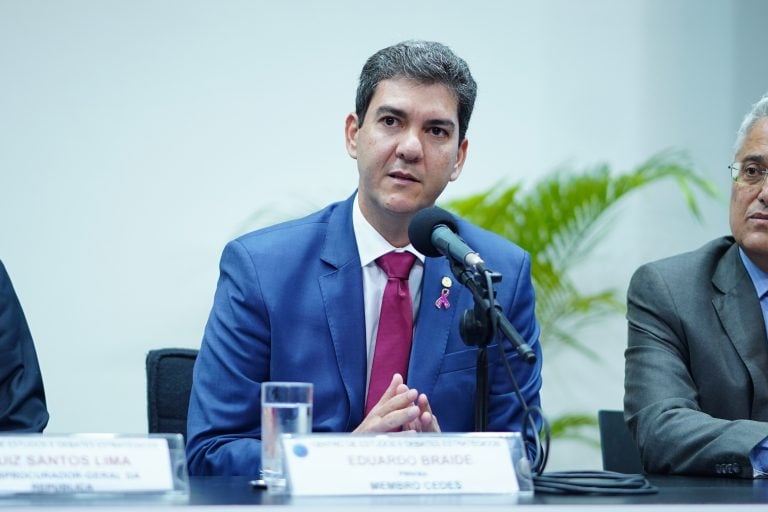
[533,471,658,495]
[487,270,658,496]
[492,316,549,475]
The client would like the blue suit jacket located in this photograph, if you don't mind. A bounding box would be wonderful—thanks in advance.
[186,195,542,476]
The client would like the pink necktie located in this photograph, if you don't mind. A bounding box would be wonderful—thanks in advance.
[365,251,417,414]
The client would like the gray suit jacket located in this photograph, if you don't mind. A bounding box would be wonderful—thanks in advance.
[624,236,768,477]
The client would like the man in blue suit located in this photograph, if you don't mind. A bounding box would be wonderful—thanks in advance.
[186,40,543,476]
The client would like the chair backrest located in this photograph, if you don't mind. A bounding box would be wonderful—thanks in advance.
[146,348,198,441]
[598,409,644,474]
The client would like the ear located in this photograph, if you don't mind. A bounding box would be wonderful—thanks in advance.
[345,113,359,159]
[449,138,469,181]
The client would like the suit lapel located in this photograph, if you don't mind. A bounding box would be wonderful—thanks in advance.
[408,257,463,398]
[712,244,768,420]
[318,197,367,430]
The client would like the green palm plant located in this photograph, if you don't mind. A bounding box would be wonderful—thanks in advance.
[443,150,718,442]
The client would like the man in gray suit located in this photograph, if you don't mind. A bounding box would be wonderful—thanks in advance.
[625,92,768,478]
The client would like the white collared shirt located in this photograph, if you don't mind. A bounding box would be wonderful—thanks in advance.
[352,195,425,393]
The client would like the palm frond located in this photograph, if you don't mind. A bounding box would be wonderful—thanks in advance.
[444,149,715,357]
[549,413,600,446]
[537,289,624,360]
[443,150,716,441]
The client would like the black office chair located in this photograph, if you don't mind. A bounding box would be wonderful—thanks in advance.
[598,409,644,474]
[146,348,198,441]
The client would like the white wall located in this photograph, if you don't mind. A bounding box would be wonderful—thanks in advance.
[1,0,766,471]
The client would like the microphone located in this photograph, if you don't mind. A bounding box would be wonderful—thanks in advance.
[408,206,486,272]
[409,207,537,366]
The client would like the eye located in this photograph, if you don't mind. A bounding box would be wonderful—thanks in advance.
[743,164,765,178]
[381,116,399,127]
[427,126,449,137]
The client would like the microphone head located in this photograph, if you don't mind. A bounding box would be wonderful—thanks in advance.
[408,206,458,257]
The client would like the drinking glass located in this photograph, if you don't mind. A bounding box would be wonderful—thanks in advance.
[260,382,313,490]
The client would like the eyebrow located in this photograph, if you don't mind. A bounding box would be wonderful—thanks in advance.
[741,154,768,164]
[375,105,456,129]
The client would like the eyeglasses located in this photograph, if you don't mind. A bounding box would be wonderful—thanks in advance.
[729,161,768,186]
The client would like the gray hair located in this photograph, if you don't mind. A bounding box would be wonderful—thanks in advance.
[734,92,768,158]
[355,40,477,144]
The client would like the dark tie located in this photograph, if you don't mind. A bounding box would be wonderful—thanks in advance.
[365,251,417,414]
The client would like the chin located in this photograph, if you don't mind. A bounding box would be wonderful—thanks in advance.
[383,199,422,215]
[742,235,768,254]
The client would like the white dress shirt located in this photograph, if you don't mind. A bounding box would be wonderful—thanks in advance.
[352,195,425,397]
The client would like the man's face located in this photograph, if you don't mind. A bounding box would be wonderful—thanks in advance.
[345,77,467,233]
[730,117,768,270]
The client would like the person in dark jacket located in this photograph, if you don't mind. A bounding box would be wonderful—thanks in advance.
[0,260,48,431]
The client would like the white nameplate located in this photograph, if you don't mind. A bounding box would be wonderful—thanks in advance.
[0,436,174,494]
[283,434,520,496]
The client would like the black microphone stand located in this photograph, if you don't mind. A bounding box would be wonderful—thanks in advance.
[448,260,537,432]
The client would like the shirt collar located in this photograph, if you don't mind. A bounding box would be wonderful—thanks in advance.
[352,194,425,267]
[739,247,768,299]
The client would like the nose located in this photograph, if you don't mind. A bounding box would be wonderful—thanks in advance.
[395,129,423,163]
[757,173,768,204]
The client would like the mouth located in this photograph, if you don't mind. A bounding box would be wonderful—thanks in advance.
[388,170,420,183]
[748,211,768,221]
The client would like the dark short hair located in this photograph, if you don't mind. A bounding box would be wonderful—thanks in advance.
[355,40,477,144]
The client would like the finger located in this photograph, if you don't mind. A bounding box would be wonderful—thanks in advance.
[419,411,440,432]
[401,394,430,432]
[402,412,423,432]
[416,393,441,432]
[373,388,420,430]
[379,373,404,402]
[354,374,408,433]
[358,402,421,433]
[367,374,406,414]
[379,387,418,415]
[378,404,420,432]
[416,393,430,411]
[355,386,418,433]
[431,413,440,432]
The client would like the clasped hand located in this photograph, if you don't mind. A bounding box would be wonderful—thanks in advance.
[353,373,441,433]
